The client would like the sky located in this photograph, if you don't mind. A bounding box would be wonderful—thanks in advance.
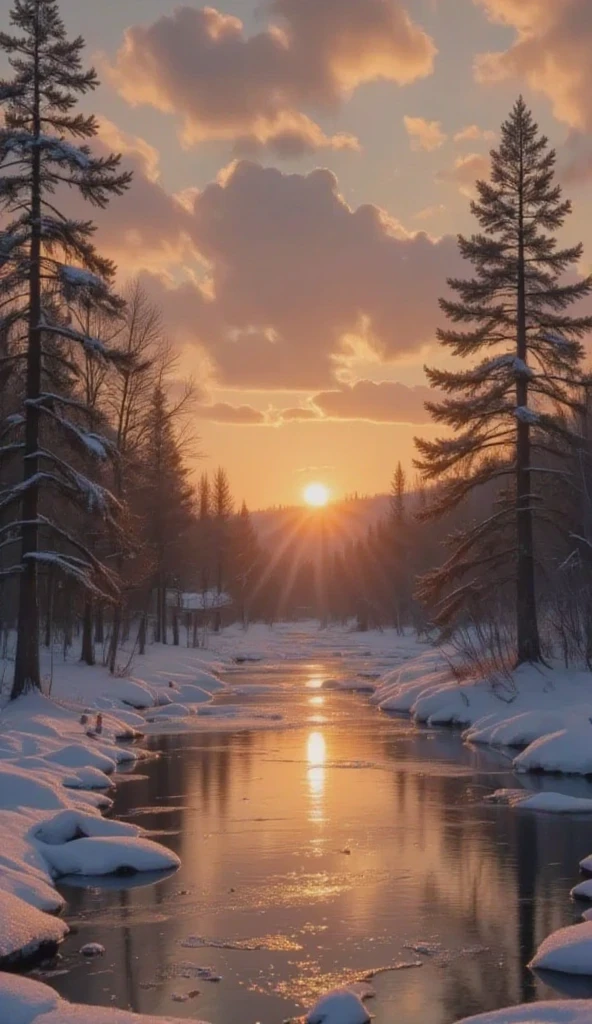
[12,0,592,508]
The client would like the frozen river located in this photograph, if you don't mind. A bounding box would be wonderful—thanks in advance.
[44,658,592,1023]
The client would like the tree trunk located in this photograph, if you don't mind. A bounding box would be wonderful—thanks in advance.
[80,597,95,666]
[160,584,167,644]
[138,613,146,656]
[515,137,541,665]
[172,605,179,646]
[94,604,104,644]
[44,570,54,649]
[108,604,121,674]
[12,25,42,699]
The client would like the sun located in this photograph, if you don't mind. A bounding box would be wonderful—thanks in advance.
[304,482,330,508]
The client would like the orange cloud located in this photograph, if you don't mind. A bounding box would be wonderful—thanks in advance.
[454,123,496,143]
[404,115,447,151]
[475,0,592,130]
[133,160,461,391]
[107,0,435,156]
[311,380,435,423]
[436,152,490,196]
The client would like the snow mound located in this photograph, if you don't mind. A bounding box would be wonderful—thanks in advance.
[306,986,373,1024]
[0,765,71,811]
[39,835,180,877]
[0,889,68,965]
[169,683,213,704]
[0,973,59,1024]
[32,809,141,845]
[571,880,592,901]
[145,703,192,721]
[44,744,116,774]
[454,1001,592,1024]
[62,765,113,790]
[467,710,569,749]
[530,921,592,974]
[487,789,592,813]
[514,726,592,775]
[0,972,211,1024]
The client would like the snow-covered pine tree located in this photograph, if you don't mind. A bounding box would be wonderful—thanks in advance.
[0,0,131,696]
[415,98,592,664]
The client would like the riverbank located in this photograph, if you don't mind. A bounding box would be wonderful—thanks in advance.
[371,648,592,776]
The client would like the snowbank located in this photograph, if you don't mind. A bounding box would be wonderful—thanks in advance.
[454,1001,592,1024]
[0,973,211,1024]
[370,651,592,776]
[0,683,181,968]
[530,921,592,974]
[0,890,68,967]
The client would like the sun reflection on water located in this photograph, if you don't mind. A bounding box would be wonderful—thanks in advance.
[307,731,326,824]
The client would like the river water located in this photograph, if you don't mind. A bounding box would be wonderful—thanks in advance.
[44,659,592,1024]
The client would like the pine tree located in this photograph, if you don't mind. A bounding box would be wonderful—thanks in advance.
[0,0,131,695]
[196,472,212,600]
[415,98,592,664]
[387,462,408,633]
[141,383,194,645]
[211,468,233,630]
[230,501,260,626]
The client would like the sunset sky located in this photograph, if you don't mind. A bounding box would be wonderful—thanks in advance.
[34,0,592,508]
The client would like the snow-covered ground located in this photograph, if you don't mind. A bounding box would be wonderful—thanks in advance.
[371,649,592,777]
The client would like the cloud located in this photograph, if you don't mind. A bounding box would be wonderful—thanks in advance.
[108,0,436,155]
[413,203,446,221]
[404,115,447,151]
[474,0,592,130]
[561,132,592,184]
[196,402,266,424]
[136,160,461,390]
[93,118,195,272]
[453,124,496,143]
[311,380,435,423]
[280,407,322,421]
[436,152,490,196]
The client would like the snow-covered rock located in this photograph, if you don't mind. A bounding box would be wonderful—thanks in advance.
[454,1001,592,1024]
[306,987,372,1024]
[530,921,592,974]
[571,880,592,901]
[39,835,180,878]
[0,889,68,966]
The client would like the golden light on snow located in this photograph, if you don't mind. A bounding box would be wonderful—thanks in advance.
[303,482,330,507]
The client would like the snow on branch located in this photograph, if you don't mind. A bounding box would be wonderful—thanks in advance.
[514,406,540,425]
[29,402,112,460]
[22,552,116,601]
